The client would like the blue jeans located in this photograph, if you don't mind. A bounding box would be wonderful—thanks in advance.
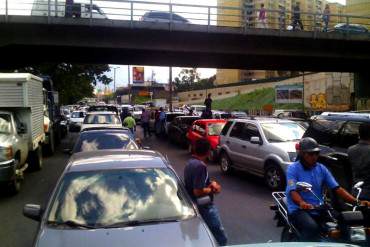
[198,204,228,246]
[289,210,325,242]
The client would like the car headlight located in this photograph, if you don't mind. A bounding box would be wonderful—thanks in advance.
[288,152,298,162]
[349,226,366,242]
[1,146,13,161]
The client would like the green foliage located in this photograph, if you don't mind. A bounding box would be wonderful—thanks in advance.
[5,63,112,104]
[212,87,303,111]
[133,96,151,104]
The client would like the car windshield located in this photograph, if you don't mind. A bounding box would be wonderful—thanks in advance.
[261,122,305,142]
[83,114,121,124]
[166,113,184,122]
[73,133,138,153]
[0,114,11,134]
[47,168,196,227]
[71,112,85,118]
[208,123,226,136]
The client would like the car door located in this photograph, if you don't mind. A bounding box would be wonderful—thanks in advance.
[13,114,28,165]
[241,123,265,174]
[227,122,249,169]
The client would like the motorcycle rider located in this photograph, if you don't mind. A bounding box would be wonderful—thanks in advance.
[286,137,370,241]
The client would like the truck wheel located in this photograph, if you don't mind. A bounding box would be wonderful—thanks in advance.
[44,131,55,156]
[28,146,43,171]
[8,159,21,195]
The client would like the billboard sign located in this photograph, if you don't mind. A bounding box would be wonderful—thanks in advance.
[133,67,144,84]
[275,84,303,104]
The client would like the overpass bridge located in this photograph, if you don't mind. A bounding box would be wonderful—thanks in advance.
[0,0,369,71]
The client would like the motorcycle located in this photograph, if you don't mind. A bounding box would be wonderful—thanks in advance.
[270,181,370,245]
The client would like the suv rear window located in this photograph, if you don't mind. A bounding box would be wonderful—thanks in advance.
[221,121,233,136]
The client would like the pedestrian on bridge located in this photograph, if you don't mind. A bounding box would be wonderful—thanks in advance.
[257,3,267,29]
[292,2,304,31]
[322,4,330,32]
[204,93,213,111]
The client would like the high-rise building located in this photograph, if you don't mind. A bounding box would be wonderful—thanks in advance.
[346,0,370,26]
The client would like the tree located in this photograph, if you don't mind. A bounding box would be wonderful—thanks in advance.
[4,63,112,104]
[174,68,200,91]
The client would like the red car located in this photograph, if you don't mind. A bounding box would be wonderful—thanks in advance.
[187,119,227,161]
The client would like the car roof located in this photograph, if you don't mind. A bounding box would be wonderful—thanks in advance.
[231,117,296,124]
[313,115,370,123]
[86,111,117,115]
[80,128,131,134]
[194,119,227,124]
[67,150,168,172]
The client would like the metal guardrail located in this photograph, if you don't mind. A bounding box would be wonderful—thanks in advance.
[0,0,369,37]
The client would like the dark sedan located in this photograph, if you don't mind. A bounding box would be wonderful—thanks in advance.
[332,23,368,34]
[167,116,200,147]
[71,129,138,154]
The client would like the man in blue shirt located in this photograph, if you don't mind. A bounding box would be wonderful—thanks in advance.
[286,137,370,241]
[184,139,227,246]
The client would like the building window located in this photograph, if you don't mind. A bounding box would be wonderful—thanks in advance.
[226,91,230,94]
[199,93,203,97]
[188,94,191,97]
[218,92,222,95]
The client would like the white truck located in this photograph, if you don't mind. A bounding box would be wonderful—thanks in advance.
[31,0,107,19]
[0,73,45,194]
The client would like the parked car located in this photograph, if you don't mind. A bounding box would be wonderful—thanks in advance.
[81,111,122,131]
[167,116,200,147]
[332,23,368,34]
[303,112,370,191]
[190,105,207,116]
[23,150,217,247]
[230,111,248,118]
[69,111,86,132]
[87,105,119,115]
[141,11,190,24]
[187,119,227,161]
[70,129,138,154]
[164,112,185,134]
[273,109,308,120]
[218,118,305,190]
[212,111,231,120]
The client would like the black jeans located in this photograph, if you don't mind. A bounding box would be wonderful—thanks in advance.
[289,210,325,242]
[141,122,151,138]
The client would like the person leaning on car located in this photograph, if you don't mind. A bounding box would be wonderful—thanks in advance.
[348,123,370,200]
[286,137,370,242]
[184,139,228,246]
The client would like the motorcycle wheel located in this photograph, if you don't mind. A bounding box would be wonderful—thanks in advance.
[280,226,298,242]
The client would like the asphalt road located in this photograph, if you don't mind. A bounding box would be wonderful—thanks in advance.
[0,128,280,247]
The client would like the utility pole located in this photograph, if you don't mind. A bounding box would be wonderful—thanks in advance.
[127,65,131,104]
[169,66,173,112]
[302,71,305,112]
[111,66,120,103]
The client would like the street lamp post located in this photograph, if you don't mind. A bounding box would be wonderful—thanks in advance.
[111,66,120,103]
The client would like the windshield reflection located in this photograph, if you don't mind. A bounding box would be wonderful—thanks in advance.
[48,168,195,227]
[261,123,305,142]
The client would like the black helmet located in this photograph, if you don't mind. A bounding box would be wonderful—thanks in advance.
[298,137,320,152]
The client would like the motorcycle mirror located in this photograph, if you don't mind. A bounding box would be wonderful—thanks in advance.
[354,181,364,189]
[296,182,313,191]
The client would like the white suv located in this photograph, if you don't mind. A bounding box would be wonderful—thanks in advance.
[217,118,305,190]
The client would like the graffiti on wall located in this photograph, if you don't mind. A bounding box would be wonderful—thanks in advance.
[310,93,327,110]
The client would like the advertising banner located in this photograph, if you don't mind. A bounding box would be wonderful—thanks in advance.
[133,67,144,84]
[275,84,303,104]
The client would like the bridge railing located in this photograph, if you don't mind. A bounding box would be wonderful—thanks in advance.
[1,0,369,37]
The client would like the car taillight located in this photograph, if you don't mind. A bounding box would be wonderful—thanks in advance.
[4,146,13,160]
[44,123,49,132]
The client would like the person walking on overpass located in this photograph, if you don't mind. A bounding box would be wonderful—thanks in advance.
[257,3,267,29]
[322,4,330,32]
[292,2,304,31]
[204,93,213,111]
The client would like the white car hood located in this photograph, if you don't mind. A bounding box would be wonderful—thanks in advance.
[36,218,216,247]
[70,118,84,123]
[81,124,122,131]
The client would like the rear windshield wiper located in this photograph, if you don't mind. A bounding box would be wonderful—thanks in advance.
[102,217,181,229]
[47,220,96,229]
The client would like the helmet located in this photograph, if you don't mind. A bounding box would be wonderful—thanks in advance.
[298,137,320,152]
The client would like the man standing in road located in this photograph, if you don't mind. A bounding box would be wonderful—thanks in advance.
[184,139,228,246]
[141,108,151,138]
[204,93,213,111]
[348,123,370,200]
[123,113,136,136]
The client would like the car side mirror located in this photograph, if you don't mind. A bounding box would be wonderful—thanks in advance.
[196,196,212,207]
[296,182,313,191]
[63,149,72,155]
[23,204,42,221]
[250,136,262,145]
[17,123,27,134]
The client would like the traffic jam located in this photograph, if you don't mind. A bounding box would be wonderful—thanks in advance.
[0,73,370,246]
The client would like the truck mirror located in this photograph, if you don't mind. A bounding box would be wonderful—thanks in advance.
[18,123,27,134]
